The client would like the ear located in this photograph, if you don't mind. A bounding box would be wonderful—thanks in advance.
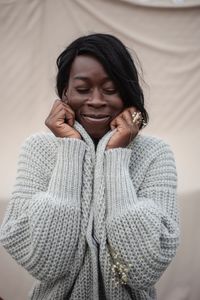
[61,88,68,103]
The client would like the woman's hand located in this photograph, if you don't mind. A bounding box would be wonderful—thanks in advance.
[106,107,142,150]
[45,100,81,139]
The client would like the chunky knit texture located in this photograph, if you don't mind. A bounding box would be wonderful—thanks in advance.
[0,121,180,299]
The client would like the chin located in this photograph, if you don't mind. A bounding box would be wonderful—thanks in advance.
[89,129,109,140]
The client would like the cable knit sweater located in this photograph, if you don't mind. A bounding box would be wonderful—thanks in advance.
[0,121,179,300]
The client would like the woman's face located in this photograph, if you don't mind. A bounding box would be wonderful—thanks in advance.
[64,55,124,140]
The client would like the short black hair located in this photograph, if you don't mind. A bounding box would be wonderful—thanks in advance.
[56,33,148,125]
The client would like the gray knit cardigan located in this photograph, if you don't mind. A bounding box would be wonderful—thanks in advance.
[0,121,180,300]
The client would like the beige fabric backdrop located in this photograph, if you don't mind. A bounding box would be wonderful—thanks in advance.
[0,1,200,299]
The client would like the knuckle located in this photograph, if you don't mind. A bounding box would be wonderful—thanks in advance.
[45,118,50,126]
[55,121,61,127]
[130,107,137,113]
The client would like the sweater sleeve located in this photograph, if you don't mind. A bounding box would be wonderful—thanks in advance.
[0,134,86,282]
[104,141,180,290]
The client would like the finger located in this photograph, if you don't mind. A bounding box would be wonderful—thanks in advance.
[52,108,67,123]
[64,109,74,127]
[110,114,129,130]
[51,101,75,126]
[110,115,119,129]
[126,108,141,138]
[46,107,66,128]
[127,106,142,127]
[49,100,65,116]
[119,107,141,129]
[63,103,75,119]
[51,99,63,111]
[121,110,134,127]
[50,105,65,118]
[63,107,75,127]
[133,112,142,128]
[128,106,139,115]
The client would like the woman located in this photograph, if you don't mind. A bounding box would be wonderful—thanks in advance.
[0,33,179,299]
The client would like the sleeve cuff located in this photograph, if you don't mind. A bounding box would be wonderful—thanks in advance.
[47,137,86,202]
[104,148,132,168]
[104,148,138,219]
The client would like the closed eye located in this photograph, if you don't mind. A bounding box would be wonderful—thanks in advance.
[76,88,90,94]
[103,89,118,95]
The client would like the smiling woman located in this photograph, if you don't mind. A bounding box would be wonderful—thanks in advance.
[0,33,180,300]
[63,55,124,141]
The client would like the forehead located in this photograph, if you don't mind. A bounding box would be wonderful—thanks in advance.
[69,55,109,79]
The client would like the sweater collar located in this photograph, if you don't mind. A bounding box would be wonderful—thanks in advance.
[73,120,115,155]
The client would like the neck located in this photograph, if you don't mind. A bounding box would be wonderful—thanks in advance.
[93,138,99,149]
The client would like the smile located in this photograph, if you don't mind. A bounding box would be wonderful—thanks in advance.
[81,114,110,124]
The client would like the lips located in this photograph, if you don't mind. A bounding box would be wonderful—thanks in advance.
[82,114,109,118]
[81,114,110,124]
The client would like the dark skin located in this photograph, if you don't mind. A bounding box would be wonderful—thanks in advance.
[45,55,142,149]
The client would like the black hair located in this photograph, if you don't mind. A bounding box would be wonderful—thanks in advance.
[56,33,148,125]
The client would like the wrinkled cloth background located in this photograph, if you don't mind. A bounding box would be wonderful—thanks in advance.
[0,1,200,299]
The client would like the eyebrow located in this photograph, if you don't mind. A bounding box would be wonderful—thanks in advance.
[73,76,111,81]
[73,76,89,81]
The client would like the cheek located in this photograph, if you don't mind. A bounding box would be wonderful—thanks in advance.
[67,90,85,110]
[110,97,124,114]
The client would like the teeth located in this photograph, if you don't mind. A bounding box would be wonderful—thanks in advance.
[83,115,108,119]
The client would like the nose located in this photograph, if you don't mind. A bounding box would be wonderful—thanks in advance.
[88,88,106,108]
